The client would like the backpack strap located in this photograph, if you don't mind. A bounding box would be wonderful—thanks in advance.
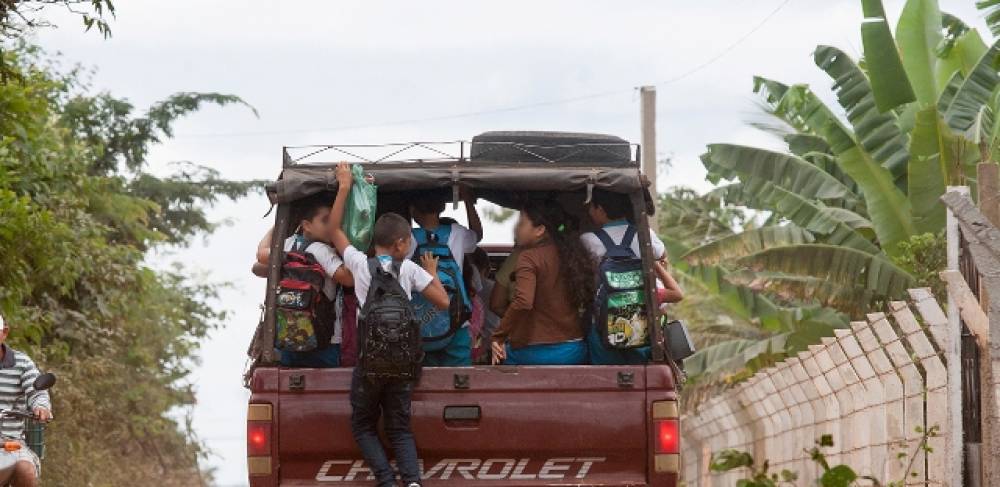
[593,228,616,250]
[366,258,400,300]
[291,234,317,253]
[620,225,638,251]
[411,225,455,260]
[595,226,639,259]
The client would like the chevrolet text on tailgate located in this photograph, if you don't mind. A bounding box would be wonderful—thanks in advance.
[245,132,685,487]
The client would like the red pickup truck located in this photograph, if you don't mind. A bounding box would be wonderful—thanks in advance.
[245,132,683,486]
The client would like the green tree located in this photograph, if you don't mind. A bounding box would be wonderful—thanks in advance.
[1,46,257,486]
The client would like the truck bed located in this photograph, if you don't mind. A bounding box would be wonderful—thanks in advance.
[247,364,679,486]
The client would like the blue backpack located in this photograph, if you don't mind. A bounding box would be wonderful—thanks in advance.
[410,223,472,352]
[590,226,651,350]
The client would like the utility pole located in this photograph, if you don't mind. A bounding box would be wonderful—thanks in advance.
[640,86,658,229]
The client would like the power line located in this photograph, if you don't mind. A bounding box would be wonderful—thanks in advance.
[179,0,792,139]
[651,0,792,86]
[180,88,633,139]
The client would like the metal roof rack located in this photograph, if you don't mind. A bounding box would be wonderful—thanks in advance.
[282,140,640,166]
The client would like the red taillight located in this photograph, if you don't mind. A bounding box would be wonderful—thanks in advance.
[654,419,679,454]
[247,422,271,456]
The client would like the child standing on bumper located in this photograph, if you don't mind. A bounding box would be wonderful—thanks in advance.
[330,163,449,487]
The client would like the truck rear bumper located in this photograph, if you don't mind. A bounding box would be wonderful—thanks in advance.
[249,365,679,487]
[276,479,675,487]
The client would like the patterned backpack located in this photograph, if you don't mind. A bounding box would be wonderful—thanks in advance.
[591,226,650,350]
[274,238,335,352]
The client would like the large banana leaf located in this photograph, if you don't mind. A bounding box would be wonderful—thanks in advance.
[894,0,943,106]
[658,188,743,249]
[736,243,915,300]
[935,18,988,92]
[977,0,1000,37]
[860,0,918,110]
[702,144,861,206]
[753,78,914,254]
[713,181,879,254]
[790,145,863,202]
[683,225,815,267]
[756,78,854,149]
[937,71,965,113]
[684,311,844,380]
[683,337,779,379]
[752,77,815,135]
[727,270,877,315]
[831,146,913,255]
[819,207,875,237]
[784,133,831,156]
[908,107,952,233]
[814,45,911,180]
[684,264,788,332]
[943,39,1000,134]
[906,37,990,234]
[684,321,771,349]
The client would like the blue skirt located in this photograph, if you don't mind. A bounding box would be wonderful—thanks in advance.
[586,325,651,365]
[504,340,588,365]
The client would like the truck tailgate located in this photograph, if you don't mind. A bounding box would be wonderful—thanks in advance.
[274,365,659,486]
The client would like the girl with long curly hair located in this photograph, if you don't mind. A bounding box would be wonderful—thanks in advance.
[490,200,596,365]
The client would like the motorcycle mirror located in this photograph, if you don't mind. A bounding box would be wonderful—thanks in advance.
[32,373,55,391]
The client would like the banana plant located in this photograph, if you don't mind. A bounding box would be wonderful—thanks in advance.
[680,0,1000,388]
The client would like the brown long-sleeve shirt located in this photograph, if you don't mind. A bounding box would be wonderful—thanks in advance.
[492,241,584,348]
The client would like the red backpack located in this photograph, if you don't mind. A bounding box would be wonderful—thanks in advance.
[274,238,335,352]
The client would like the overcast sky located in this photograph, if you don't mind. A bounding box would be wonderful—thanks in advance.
[32,1,986,485]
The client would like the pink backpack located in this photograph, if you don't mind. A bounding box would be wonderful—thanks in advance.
[339,289,359,367]
[469,295,486,363]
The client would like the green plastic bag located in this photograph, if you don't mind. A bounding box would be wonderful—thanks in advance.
[342,164,376,251]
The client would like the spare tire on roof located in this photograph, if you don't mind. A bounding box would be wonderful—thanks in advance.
[470,131,633,164]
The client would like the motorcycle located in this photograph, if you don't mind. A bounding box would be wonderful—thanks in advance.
[0,373,55,486]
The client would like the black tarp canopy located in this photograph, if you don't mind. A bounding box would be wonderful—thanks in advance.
[266,162,653,213]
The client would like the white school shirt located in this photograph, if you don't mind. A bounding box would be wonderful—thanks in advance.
[407,222,478,270]
[342,246,434,307]
[580,220,666,262]
[284,236,344,344]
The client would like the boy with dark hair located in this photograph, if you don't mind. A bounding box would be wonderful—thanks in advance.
[580,189,665,259]
[407,188,483,366]
[256,194,354,368]
[330,163,448,487]
[581,189,679,365]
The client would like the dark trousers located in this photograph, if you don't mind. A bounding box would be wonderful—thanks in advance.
[350,368,420,486]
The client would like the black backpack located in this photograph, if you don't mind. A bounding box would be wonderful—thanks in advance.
[591,226,651,350]
[358,258,423,381]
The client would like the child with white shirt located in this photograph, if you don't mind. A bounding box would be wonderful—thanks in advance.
[407,188,483,366]
[581,190,682,365]
[256,194,354,367]
[330,162,448,487]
